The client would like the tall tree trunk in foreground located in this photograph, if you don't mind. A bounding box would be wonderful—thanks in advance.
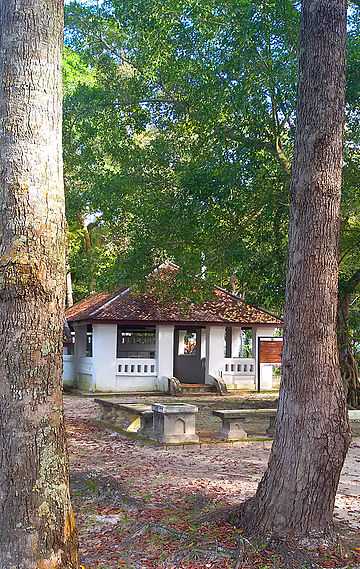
[0,1,78,567]
[239,0,351,540]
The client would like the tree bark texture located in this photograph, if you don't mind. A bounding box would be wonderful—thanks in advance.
[239,0,351,539]
[0,1,78,568]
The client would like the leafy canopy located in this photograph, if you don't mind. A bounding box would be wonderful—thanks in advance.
[63,1,359,319]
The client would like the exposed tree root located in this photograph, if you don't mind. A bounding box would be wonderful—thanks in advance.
[198,500,354,568]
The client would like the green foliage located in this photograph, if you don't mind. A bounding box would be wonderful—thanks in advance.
[63,0,360,324]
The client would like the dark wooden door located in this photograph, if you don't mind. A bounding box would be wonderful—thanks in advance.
[173,328,205,383]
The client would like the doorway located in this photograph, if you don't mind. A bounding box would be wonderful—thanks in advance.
[173,328,205,384]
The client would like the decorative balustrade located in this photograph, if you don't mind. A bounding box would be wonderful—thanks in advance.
[116,358,157,376]
[223,358,255,375]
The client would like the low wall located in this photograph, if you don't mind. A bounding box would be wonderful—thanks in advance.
[63,355,75,386]
[223,375,256,390]
[77,373,93,391]
[112,375,157,392]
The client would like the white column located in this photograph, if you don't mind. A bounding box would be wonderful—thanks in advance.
[200,329,206,359]
[73,324,86,361]
[205,326,225,384]
[92,324,117,392]
[73,323,86,388]
[260,364,273,389]
[231,327,242,358]
[156,325,175,391]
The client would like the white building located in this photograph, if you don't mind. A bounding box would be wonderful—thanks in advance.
[64,267,282,394]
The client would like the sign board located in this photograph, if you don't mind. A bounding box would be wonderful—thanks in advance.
[259,339,283,364]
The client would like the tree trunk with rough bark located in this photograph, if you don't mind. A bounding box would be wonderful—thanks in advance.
[238,0,351,540]
[0,1,78,567]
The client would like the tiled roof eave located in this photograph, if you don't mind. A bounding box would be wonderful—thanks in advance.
[65,281,283,327]
[67,316,282,326]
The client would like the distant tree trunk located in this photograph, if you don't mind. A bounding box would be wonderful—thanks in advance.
[67,272,74,308]
[238,0,351,540]
[0,1,78,567]
[77,213,97,293]
[338,270,360,408]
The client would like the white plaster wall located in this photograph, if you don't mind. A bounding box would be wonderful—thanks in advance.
[63,355,75,386]
[200,330,206,359]
[205,326,226,383]
[92,324,117,391]
[255,326,278,339]
[260,364,273,390]
[156,324,175,391]
[224,375,256,390]
[113,375,157,392]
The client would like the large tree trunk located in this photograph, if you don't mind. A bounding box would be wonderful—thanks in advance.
[238,0,351,540]
[0,1,78,567]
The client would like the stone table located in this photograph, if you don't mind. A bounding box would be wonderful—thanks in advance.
[152,403,199,444]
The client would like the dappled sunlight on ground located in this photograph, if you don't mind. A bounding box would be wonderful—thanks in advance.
[64,395,360,568]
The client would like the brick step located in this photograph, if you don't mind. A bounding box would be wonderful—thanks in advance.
[179,383,217,395]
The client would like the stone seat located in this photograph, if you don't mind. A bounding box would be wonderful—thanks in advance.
[95,398,153,435]
[213,408,277,440]
[349,410,360,422]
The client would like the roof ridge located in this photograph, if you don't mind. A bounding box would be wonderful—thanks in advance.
[149,260,180,275]
[65,290,110,318]
[89,287,131,317]
[70,290,106,307]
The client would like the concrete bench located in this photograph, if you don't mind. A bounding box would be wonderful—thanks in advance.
[95,399,153,436]
[213,409,277,441]
[349,410,360,423]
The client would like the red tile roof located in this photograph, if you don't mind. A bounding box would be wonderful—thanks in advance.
[66,291,114,320]
[67,287,282,326]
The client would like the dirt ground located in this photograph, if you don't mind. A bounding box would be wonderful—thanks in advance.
[65,395,360,569]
